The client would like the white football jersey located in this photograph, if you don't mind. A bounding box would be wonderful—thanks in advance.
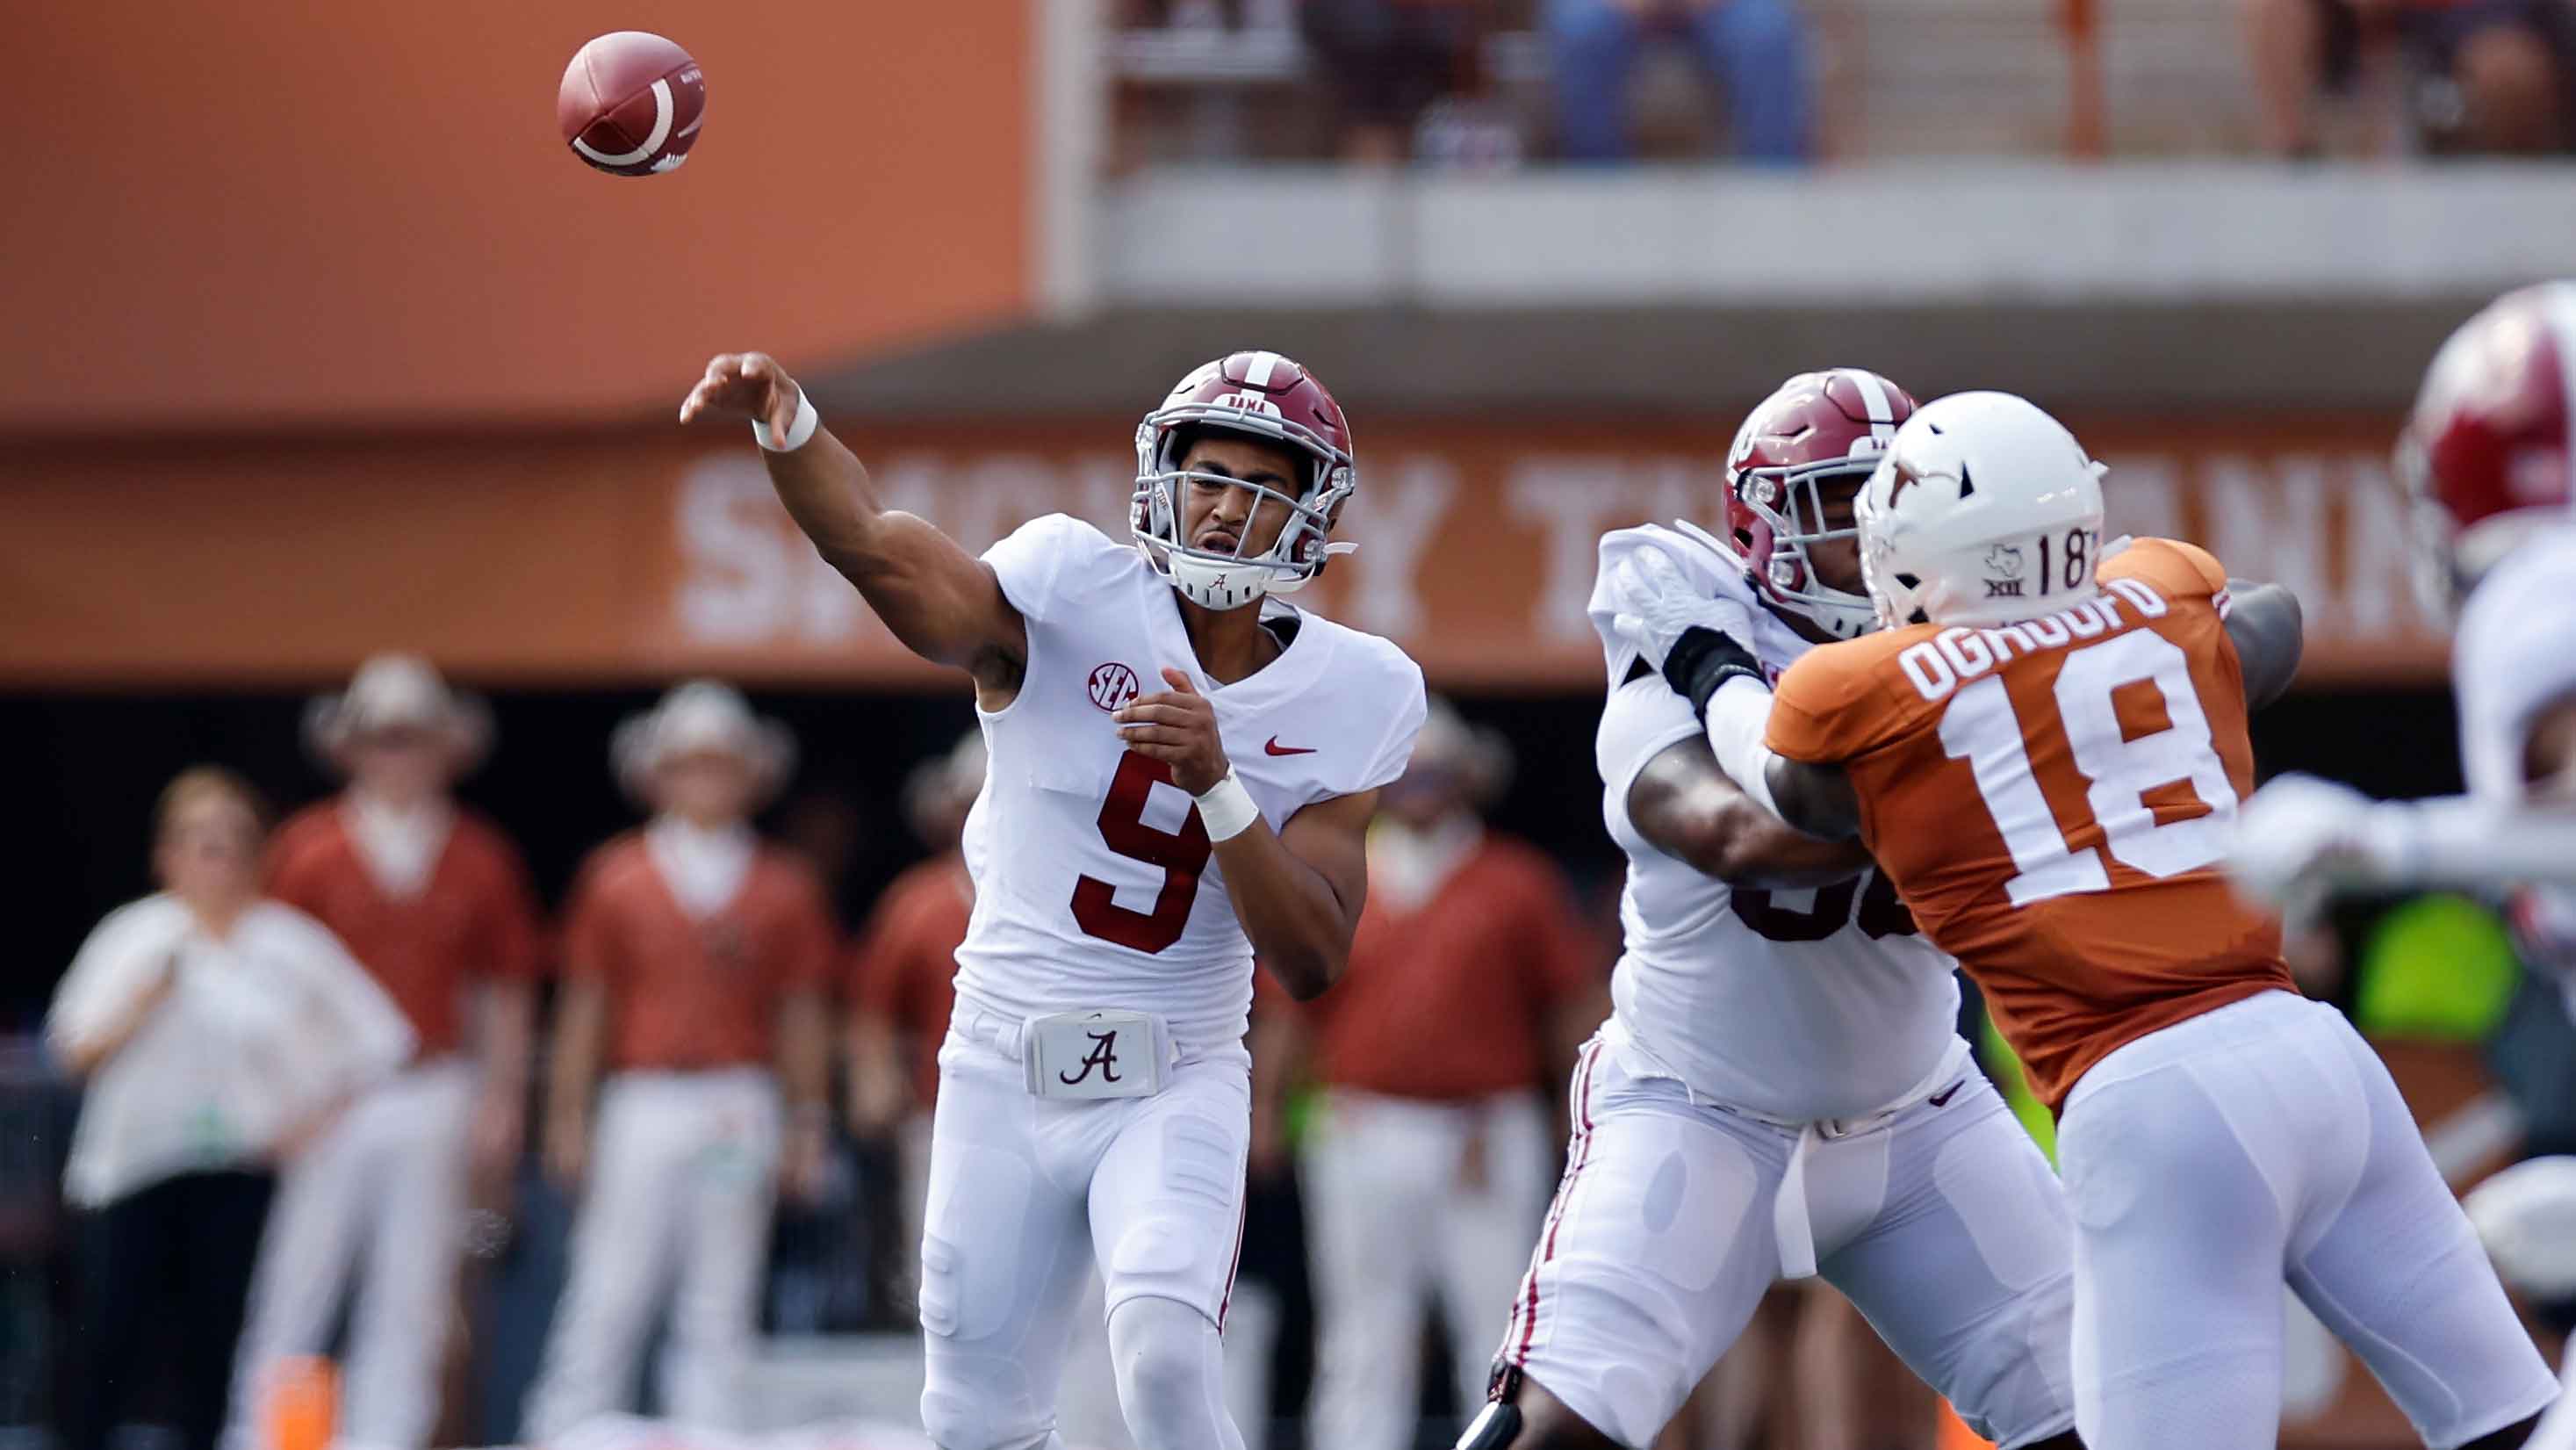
[1590,523,1962,1121]
[2454,524,2576,802]
[956,515,1428,1054]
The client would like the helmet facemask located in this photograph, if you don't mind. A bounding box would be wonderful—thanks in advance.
[1736,457,1882,639]
[1132,408,1356,612]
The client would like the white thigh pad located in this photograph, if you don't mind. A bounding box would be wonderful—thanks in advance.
[920,1141,1039,1343]
[1094,1071,1251,1322]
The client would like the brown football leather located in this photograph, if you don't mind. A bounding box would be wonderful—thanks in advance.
[558,32,705,177]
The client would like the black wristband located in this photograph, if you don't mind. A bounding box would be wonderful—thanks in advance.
[1660,626,1764,723]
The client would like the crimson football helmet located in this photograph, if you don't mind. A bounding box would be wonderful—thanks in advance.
[1133,350,1357,611]
[2398,282,2576,620]
[1723,368,1918,639]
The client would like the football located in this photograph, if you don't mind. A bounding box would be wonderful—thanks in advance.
[558,32,705,177]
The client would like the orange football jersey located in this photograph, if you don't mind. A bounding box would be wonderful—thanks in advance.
[1767,537,2292,1108]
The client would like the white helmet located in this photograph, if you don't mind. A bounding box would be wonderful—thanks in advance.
[1856,392,2108,630]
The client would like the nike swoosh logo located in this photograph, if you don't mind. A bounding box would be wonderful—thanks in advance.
[1927,1078,1966,1108]
[1264,737,1316,756]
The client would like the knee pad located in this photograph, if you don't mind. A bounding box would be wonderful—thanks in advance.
[1105,1295,1232,1450]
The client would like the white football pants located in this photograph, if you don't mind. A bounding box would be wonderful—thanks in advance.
[522,1068,781,1440]
[229,1059,474,1450]
[1303,1087,1551,1450]
[1502,1035,2078,1450]
[2058,990,2560,1450]
[916,1009,1249,1450]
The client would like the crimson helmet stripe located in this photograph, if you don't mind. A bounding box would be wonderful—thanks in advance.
[1242,350,1283,387]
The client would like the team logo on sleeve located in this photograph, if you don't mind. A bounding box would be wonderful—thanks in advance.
[1088,662,1141,711]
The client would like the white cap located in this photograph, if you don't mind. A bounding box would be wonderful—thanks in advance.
[303,653,493,775]
[611,680,797,804]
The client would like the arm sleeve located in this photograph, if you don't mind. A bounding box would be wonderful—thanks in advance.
[774,864,841,995]
[263,826,330,917]
[848,884,915,1017]
[1354,660,1431,795]
[1595,673,1706,821]
[559,860,619,986]
[980,514,1095,626]
[290,914,417,1085]
[1766,649,1886,766]
[45,906,163,1063]
[1518,858,1605,1002]
[2101,537,2227,602]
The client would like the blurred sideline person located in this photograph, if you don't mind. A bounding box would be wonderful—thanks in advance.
[847,728,986,1296]
[229,656,544,1450]
[680,346,1426,1450]
[49,768,413,1450]
[1286,696,1606,1450]
[522,682,838,1439]
[2234,282,2576,1446]
[1468,372,2083,1450]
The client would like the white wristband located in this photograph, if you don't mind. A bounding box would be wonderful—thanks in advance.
[1194,769,1262,842]
[755,392,820,452]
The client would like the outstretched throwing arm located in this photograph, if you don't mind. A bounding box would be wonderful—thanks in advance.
[680,352,1028,703]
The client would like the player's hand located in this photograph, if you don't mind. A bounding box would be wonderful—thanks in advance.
[2224,774,2402,927]
[1608,545,1757,672]
[1116,667,1232,795]
[678,351,806,450]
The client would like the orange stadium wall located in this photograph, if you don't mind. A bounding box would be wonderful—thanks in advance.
[4,416,2439,689]
[4,2,1033,432]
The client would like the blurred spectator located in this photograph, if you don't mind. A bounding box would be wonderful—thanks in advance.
[1546,0,1813,162]
[48,768,412,1450]
[1300,0,1495,162]
[522,683,837,1439]
[228,656,545,1450]
[1287,698,1609,1450]
[843,730,983,1297]
[2243,0,2571,155]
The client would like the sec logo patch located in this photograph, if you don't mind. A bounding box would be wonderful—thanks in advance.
[1088,662,1140,712]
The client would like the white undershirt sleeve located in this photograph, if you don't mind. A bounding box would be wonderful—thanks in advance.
[1702,675,1787,821]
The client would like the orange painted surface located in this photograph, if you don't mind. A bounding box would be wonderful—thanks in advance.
[0,415,2441,689]
[7,2,1032,431]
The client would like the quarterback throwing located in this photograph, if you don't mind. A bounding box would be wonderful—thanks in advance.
[681,350,1425,1450]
